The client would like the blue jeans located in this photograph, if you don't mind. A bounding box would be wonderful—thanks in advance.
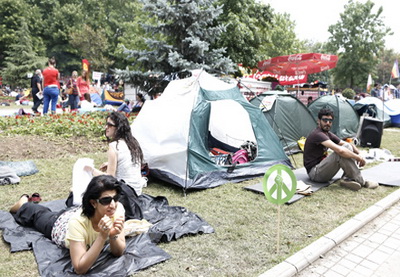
[43,86,59,114]
[68,94,79,110]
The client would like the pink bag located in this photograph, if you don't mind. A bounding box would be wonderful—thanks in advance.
[232,149,249,164]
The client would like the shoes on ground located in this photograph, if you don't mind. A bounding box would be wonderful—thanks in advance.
[340,179,362,191]
[363,180,379,189]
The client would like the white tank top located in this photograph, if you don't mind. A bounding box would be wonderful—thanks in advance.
[110,139,145,195]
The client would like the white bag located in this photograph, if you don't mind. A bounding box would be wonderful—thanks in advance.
[72,158,94,205]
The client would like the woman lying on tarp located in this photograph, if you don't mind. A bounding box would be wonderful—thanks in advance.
[9,175,125,275]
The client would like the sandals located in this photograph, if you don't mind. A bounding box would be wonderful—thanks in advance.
[30,193,42,203]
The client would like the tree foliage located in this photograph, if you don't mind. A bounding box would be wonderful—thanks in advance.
[0,0,45,65]
[327,0,391,89]
[70,25,113,73]
[376,49,399,86]
[120,0,236,91]
[1,21,47,87]
[260,12,304,59]
[215,0,273,68]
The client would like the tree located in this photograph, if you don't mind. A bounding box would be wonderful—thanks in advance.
[215,0,273,68]
[376,48,399,86]
[1,21,47,87]
[0,0,45,68]
[120,0,236,94]
[70,25,113,72]
[259,12,305,59]
[327,0,391,89]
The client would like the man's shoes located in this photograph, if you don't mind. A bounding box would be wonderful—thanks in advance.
[363,180,379,189]
[340,179,362,191]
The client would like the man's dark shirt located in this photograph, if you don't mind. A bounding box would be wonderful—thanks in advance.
[31,75,41,93]
[303,127,341,173]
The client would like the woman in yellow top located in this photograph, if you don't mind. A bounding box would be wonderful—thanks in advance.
[10,175,126,275]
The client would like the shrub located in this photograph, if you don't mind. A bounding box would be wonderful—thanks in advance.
[342,88,356,99]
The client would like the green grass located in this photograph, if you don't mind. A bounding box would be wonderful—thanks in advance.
[0,129,399,276]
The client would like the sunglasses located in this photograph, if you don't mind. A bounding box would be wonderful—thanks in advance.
[105,122,116,128]
[97,195,120,205]
[321,118,333,123]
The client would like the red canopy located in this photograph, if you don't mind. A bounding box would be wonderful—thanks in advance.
[258,53,338,76]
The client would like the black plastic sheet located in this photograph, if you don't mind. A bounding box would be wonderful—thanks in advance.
[0,188,214,276]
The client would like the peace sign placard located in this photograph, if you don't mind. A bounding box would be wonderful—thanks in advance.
[262,164,296,205]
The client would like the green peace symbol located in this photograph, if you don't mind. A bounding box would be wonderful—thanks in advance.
[262,164,297,205]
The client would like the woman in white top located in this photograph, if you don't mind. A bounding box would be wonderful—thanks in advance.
[88,112,145,195]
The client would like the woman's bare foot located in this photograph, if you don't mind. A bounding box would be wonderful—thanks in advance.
[9,194,30,213]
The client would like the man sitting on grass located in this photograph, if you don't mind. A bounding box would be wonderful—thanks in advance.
[303,107,378,191]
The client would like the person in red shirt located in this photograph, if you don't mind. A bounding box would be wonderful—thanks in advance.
[42,57,60,114]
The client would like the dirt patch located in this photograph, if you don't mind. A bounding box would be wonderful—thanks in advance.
[0,135,107,160]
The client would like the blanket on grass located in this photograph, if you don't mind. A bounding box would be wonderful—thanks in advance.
[0,160,39,177]
[0,185,214,276]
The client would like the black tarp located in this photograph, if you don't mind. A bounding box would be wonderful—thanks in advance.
[0,186,214,276]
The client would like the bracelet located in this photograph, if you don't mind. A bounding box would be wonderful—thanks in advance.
[110,235,118,240]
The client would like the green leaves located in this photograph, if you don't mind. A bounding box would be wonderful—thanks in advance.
[327,0,391,88]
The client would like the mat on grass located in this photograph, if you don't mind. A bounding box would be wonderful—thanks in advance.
[0,160,39,176]
[361,162,400,186]
[0,187,214,276]
[245,162,400,204]
[244,167,343,204]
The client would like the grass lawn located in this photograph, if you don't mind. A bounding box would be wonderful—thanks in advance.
[0,109,399,276]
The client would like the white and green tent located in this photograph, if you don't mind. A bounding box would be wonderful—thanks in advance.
[250,91,317,154]
[131,70,291,190]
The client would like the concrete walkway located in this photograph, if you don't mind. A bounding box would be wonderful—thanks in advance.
[260,188,400,277]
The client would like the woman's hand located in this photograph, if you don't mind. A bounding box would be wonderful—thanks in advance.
[109,216,125,237]
[98,215,114,238]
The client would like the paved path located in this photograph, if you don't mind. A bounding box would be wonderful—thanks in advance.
[296,201,400,277]
[260,188,400,277]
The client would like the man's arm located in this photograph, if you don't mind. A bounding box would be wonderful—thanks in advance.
[321,140,365,167]
[338,140,360,154]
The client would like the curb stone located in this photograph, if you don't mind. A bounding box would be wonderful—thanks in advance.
[259,188,400,277]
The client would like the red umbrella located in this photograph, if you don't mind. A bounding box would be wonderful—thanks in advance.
[257,53,338,76]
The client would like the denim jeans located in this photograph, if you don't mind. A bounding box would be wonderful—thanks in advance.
[68,94,79,110]
[43,86,59,114]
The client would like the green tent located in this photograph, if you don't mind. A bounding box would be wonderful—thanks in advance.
[308,95,359,139]
[131,70,291,190]
[250,91,317,153]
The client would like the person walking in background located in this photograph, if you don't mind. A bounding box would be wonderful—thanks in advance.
[42,57,60,114]
[31,69,43,113]
[77,70,90,102]
[370,83,380,98]
[67,71,79,112]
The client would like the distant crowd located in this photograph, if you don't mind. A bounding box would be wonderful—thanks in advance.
[0,57,145,115]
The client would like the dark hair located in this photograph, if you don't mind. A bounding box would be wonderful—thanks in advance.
[81,175,122,218]
[106,111,143,164]
[137,93,145,102]
[318,108,334,120]
[84,93,91,102]
[48,57,56,66]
